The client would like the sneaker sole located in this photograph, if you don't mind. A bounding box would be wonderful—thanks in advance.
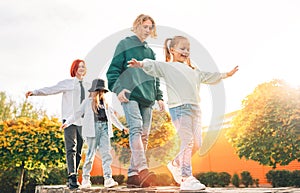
[180,187,206,191]
[81,185,91,189]
[104,183,118,188]
[68,186,79,190]
[180,184,206,191]
[127,184,141,188]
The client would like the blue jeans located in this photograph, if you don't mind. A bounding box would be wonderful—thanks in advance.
[82,121,113,180]
[122,100,152,177]
[169,104,202,177]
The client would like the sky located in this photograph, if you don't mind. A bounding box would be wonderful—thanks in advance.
[1,0,300,125]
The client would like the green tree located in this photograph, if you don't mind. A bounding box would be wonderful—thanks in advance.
[226,79,300,168]
[0,91,47,121]
[0,117,65,193]
[0,91,15,121]
[0,92,64,193]
[111,110,179,166]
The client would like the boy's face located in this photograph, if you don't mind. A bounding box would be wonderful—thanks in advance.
[135,19,153,42]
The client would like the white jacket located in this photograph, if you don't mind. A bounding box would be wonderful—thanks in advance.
[32,77,90,126]
[64,98,125,138]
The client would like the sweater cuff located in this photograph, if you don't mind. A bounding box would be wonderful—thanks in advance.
[112,87,123,96]
[142,59,152,71]
[221,73,228,79]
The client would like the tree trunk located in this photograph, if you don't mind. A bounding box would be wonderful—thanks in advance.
[16,163,25,193]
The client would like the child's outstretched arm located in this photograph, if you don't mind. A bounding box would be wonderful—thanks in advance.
[127,58,143,68]
[226,66,239,77]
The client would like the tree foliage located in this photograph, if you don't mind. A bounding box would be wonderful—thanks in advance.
[0,91,47,121]
[0,117,65,169]
[226,79,300,168]
[111,110,179,166]
[0,91,65,193]
[0,91,15,121]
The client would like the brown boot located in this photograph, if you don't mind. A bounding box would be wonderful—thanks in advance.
[139,169,156,187]
[127,175,141,188]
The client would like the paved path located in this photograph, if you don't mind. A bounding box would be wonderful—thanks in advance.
[35,185,300,193]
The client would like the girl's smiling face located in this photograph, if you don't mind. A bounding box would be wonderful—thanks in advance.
[76,61,86,77]
[170,39,190,63]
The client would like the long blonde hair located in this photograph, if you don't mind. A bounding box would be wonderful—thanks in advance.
[164,36,194,69]
[131,14,157,38]
[91,90,106,114]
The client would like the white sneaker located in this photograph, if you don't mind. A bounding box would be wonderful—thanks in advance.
[104,178,118,188]
[81,178,92,189]
[167,161,181,184]
[180,176,206,191]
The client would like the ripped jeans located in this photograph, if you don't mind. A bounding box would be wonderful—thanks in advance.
[122,100,152,177]
[169,104,202,177]
[82,121,113,180]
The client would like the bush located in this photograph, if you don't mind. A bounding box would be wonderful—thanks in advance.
[231,173,240,187]
[195,173,207,186]
[241,171,253,187]
[195,172,218,187]
[195,172,231,187]
[113,175,125,185]
[0,167,67,193]
[266,170,292,187]
[0,169,18,193]
[218,172,231,187]
[253,178,259,187]
[291,170,300,187]
[44,168,68,185]
[90,176,104,185]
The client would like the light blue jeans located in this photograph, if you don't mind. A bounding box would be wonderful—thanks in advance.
[169,104,202,177]
[122,100,152,177]
[82,121,113,180]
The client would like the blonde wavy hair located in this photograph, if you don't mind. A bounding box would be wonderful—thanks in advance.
[91,90,107,114]
[131,14,157,38]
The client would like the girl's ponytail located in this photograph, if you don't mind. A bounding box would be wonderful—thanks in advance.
[164,38,173,62]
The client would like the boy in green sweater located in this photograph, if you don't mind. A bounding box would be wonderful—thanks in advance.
[106,14,164,188]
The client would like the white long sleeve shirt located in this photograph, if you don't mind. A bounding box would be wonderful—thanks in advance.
[64,98,126,138]
[142,59,228,108]
[32,77,90,126]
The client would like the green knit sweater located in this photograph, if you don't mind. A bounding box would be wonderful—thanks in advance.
[106,35,163,107]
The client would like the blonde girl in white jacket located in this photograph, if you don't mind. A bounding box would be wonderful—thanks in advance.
[61,79,128,189]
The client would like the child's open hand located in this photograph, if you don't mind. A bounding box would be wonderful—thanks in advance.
[127,58,143,68]
[123,127,129,135]
[227,66,239,77]
[60,123,67,131]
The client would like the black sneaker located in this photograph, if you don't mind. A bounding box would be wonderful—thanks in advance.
[67,174,79,189]
[127,175,141,188]
[139,169,156,188]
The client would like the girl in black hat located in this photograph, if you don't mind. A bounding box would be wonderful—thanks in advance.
[61,78,128,189]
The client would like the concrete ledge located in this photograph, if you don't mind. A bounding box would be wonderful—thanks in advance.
[35,185,300,193]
